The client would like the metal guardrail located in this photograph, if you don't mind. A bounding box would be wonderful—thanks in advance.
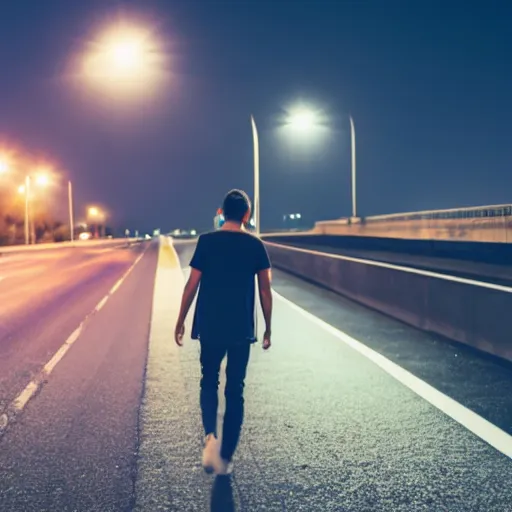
[365,203,512,222]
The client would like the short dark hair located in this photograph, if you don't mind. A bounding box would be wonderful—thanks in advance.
[222,189,251,222]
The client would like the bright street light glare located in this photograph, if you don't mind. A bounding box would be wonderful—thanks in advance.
[80,19,167,102]
[107,36,145,75]
[287,109,317,131]
[18,184,25,194]
[35,174,49,186]
[88,206,100,217]
[277,102,331,159]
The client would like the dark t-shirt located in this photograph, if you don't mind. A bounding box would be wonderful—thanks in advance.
[190,230,271,343]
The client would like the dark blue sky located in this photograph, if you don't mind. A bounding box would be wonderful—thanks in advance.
[0,0,510,233]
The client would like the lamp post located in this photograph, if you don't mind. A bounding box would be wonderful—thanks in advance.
[349,115,357,219]
[22,174,48,244]
[250,109,357,228]
[20,173,72,244]
[24,176,30,244]
[250,115,260,236]
[250,106,321,235]
[68,180,74,242]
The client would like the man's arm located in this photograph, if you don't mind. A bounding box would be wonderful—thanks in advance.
[257,268,272,348]
[175,235,206,345]
[177,268,202,326]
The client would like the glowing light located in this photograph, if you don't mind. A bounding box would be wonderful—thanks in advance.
[287,109,317,132]
[35,174,49,186]
[18,184,25,194]
[81,20,166,101]
[88,206,100,217]
[0,160,8,174]
[108,38,144,74]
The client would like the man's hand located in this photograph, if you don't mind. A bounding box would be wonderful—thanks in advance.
[175,322,185,346]
[262,330,271,350]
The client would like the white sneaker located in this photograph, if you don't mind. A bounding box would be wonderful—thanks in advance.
[215,458,234,476]
[202,434,220,474]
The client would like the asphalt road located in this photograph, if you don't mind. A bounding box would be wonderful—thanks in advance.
[0,240,157,511]
[0,237,511,511]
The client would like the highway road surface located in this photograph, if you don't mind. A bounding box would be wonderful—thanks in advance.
[0,237,511,511]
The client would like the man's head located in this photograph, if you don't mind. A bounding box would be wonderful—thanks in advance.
[222,189,251,224]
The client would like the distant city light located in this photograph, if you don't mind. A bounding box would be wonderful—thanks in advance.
[190,229,197,236]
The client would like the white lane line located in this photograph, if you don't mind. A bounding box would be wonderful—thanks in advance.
[110,279,123,295]
[275,292,512,460]
[108,249,146,296]
[43,325,83,376]
[0,244,150,435]
[12,381,39,411]
[95,295,109,312]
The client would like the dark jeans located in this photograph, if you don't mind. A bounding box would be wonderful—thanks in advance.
[199,338,251,462]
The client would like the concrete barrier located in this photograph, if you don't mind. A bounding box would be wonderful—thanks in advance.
[0,238,143,256]
[265,241,512,363]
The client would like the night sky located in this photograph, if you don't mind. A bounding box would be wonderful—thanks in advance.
[0,0,510,234]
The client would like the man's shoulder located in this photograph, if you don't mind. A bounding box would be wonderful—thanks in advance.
[201,230,262,242]
[197,231,218,244]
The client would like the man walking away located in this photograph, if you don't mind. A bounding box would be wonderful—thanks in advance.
[174,189,273,475]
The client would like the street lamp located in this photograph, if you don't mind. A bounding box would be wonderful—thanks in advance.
[251,108,358,229]
[19,172,74,245]
[285,108,319,133]
[349,115,357,219]
[250,116,260,236]
[87,206,106,238]
[250,106,321,236]
[21,173,49,245]
[81,20,166,103]
[35,174,50,187]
